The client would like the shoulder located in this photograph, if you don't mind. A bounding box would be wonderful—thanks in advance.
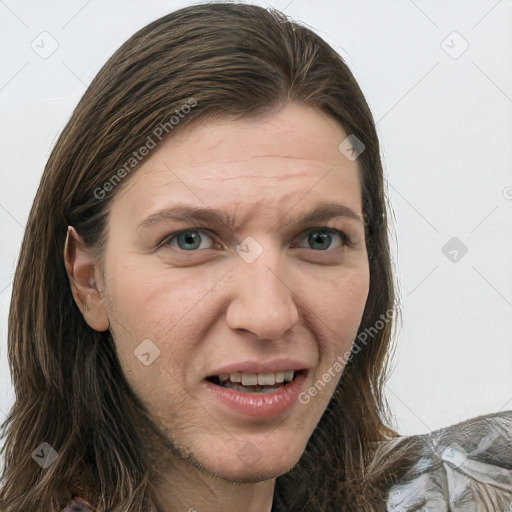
[61,496,96,511]
[377,410,512,511]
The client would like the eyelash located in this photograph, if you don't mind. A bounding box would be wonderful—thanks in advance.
[159,226,354,252]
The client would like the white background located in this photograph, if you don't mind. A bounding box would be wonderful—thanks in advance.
[1,0,511,452]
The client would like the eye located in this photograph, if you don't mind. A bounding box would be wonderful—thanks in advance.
[292,227,353,251]
[160,229,219,251]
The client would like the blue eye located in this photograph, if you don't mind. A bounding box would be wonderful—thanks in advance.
[294,228,353,251]
[162,229,217,251]
[160,227,353,251]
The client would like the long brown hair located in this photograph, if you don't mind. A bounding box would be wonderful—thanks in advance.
[0,3,402,510]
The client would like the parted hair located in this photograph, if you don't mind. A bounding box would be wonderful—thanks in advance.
[0,3,406,511]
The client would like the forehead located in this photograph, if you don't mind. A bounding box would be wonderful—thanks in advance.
[167,104,351,165]
[112,103,363,222]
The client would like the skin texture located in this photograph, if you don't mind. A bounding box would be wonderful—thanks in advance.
[64,103,370,512]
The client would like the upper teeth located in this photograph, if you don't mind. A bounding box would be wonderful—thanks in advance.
[218,371,295,385]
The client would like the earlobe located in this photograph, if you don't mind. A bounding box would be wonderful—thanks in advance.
[63,226,110,332]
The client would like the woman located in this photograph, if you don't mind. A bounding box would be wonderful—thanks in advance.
[0,3,510,511]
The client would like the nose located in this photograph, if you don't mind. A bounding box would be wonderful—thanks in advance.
[225,251,300,341]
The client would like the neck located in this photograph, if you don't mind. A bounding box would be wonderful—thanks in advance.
[149,458,276,512]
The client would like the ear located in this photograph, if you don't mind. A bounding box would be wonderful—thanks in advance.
[63,226,110,332]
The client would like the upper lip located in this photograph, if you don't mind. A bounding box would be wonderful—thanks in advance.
[205,359,311,378]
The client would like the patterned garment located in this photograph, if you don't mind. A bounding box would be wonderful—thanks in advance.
[60,411,512,511]
[382,410,512,511]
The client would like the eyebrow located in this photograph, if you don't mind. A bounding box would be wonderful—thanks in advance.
[138,201,363,233]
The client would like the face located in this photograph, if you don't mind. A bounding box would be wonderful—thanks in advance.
[83,103,370,482]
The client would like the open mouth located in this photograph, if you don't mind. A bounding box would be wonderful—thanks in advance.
[206,369,307,394]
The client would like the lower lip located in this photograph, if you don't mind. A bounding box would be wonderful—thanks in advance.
[205,372,308,418]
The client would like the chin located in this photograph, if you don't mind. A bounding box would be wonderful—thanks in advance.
[211,460,297,484]
[200,440,305,483]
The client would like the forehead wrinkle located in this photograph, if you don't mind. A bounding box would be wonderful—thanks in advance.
[184,154,336,166]
[197,173,312,181]
[167,157,350,182]
[195,162,356,182]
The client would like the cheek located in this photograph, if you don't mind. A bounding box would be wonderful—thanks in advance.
[104,271,204,422]
[328,265,369,326]
[106,259,212,337]
[103,263,218,390]
[298,269,369,413]
[319,266,370,358]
